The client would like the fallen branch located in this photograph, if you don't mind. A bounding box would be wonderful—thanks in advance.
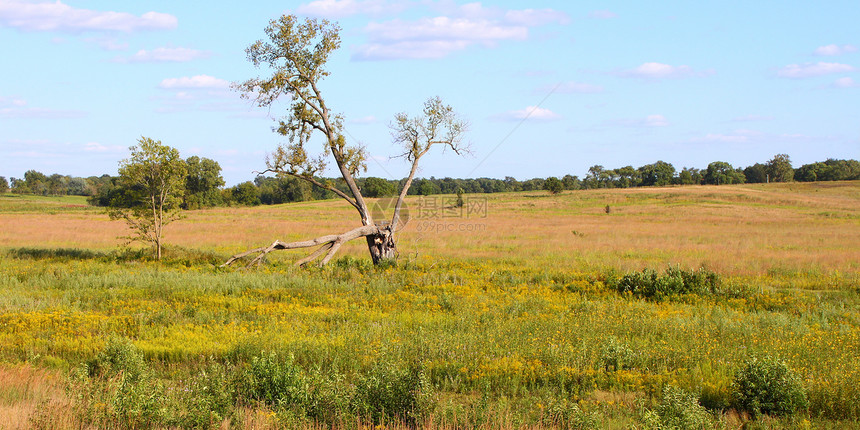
[221,225,381,268]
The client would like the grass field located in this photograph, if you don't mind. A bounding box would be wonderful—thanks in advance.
[0,182,858,429]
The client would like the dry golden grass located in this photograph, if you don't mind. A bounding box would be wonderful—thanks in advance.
[1,182,858,276]
[0,365,72,430]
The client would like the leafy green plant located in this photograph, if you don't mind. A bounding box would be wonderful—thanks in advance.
[352,361,432,425]
[241,352,309,409]
[543,400,598,429]
[600,336,635,371]
[732,356,808,418]
[610,267,720,300]
[76,337,166,428]
[644,385,711,429]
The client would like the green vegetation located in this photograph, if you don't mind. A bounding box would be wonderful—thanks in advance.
[1,183,858,428]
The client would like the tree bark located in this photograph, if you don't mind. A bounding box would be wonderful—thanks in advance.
[365,226,396,265]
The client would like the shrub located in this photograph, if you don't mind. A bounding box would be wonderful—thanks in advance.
[611,267,720,301]
[543,400,598,429]
[732,356,807,418]
[352,361,432,425]
[76,337,166,428]
[600,336,635,371]
[241,352,309,409]
[644,385,711,429]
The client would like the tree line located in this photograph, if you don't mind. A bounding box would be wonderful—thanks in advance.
[1,154,858,205]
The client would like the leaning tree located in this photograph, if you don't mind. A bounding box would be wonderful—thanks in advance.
[223,15,467,267]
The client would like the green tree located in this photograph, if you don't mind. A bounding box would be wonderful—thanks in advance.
[543,176,564,194]
[675,167,702,185]
[561,174,580,190]
[362,177,396,198]
[638,161,675,187]
[766,153,794,182]
[704,161,745,185]
[0,176,8,193]
[231,181,261,206]
[184,156,225,209]
[743,163,768,183]
[23,170,47,195]
[109,137,187,260]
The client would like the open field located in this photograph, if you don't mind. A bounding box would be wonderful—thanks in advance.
[1,182,859,428]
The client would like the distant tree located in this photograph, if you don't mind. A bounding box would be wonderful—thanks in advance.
[46,174,66,196]
[362,177,396,198]
[743,163,768,183]
[521,178,545,191]
[638,161,675,187]
[766,154,794,182]
[614,166,641,188]
[455,187,465,207]
[184,156,225,209]
[503,176,521,192]
[0,176,8,193]
[704,161,745,185]
[231,181,261,206]
[543,176,564,194]
[109,137,187,260]
[10,177,29,194]
[562,174,581,190]
[823,158,860,180]
[584,165,605,189]
[23,170,47,195]
[675,167,702,185]
[66,177,92,196]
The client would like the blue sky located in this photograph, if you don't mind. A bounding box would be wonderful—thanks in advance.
[1,0,858,186]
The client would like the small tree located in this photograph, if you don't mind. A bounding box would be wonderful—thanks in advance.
[543,176,563,194]
[0,176,8,193]
[109,137,187,260]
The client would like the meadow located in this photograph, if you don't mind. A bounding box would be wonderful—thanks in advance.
[0,182,858,429]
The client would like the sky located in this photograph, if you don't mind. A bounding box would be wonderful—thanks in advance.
[1,0,858,186]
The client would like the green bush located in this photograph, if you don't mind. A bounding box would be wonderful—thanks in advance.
[76,337,166,428]
[600,336,635,371]
[732,356,808,418]
[352,361,432,425]
[644,385,711,429]
[543,400,598,429]
[611,267,720,301]
[241,352,309,409]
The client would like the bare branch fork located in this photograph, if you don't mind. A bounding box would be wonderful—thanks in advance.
[223,16,467,268]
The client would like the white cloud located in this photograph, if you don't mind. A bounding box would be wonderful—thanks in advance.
[611,114,669,128]
[116,47,211,63]
[776,62,855,78]
[551,81,604,94]
[833,77,859,88]
[350,115,377,124]
[0,99,86,119]
[731,115,775,122]
[0,0,177,33]
[0,96,27,107]
[83,142,123,152]
[620,62,711,80]
[494,106,561,122]
[504,9,570,26]
[352,4,568,61]
[813,44,857,56]
[643,114,669,127]
[158,75,230,90]
[295,0,407,18]
[588,10,618,19]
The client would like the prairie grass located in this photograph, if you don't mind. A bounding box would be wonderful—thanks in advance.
[0,182,858,428]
